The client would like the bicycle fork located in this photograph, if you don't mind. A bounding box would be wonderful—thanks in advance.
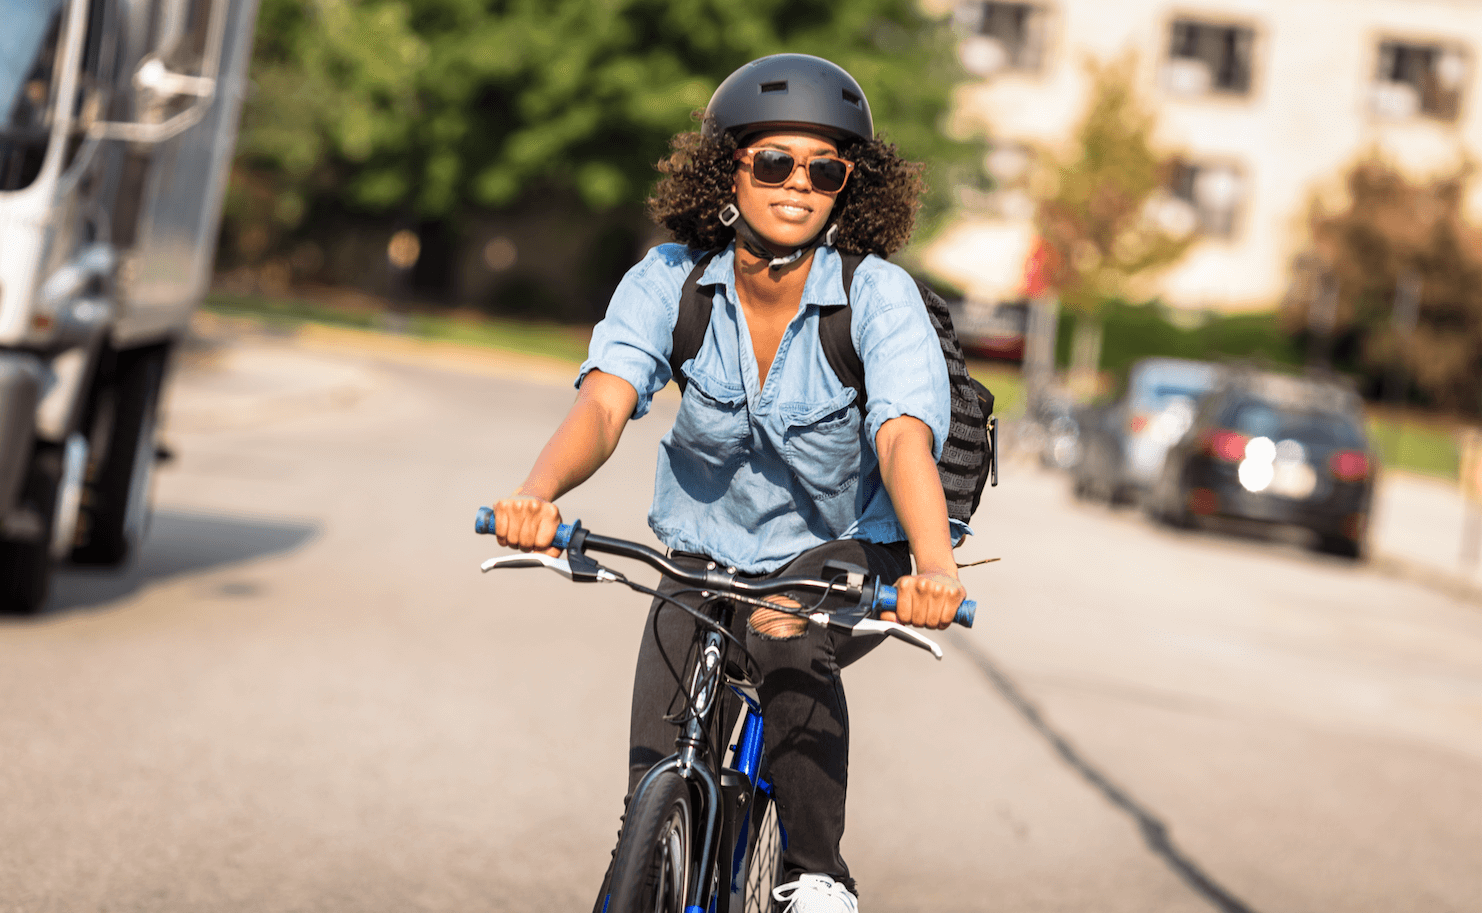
[624,626,726,913]
[719,684,775,912]
[623,625,774,913]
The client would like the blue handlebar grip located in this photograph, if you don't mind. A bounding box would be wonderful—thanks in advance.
[874,584,975,628]
[473,508,574,551]
[955,600,976,628]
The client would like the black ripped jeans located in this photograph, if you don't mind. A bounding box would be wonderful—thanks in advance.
[603,538,911,902]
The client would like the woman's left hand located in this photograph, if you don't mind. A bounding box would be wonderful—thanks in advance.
[881,571,965,630]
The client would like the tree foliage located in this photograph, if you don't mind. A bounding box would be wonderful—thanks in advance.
[1289,156,1482,414]
[236,0,969,245]
[1031,54,1193,315]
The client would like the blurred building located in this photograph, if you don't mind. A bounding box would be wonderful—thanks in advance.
[923,0,1482,313]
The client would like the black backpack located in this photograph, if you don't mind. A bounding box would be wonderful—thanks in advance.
[668,250,998,525]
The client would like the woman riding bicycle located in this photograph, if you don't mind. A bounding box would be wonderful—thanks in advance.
[490,53,969,912]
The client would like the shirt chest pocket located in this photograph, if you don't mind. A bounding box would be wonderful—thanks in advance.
[669,362,751,469]
[781,388,862,500]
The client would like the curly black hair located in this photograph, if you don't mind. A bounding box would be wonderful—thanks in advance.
[646,129,925,257]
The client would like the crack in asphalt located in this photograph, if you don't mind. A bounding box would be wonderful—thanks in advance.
[949,631,1262,913]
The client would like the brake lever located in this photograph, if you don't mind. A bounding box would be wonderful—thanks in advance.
[807,610,944,660]
[480,552,620,583]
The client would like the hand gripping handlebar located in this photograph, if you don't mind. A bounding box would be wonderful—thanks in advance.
[474,509,975,628]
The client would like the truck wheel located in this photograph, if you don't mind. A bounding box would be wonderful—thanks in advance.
[0,444,62,614]
[71,345,169,567]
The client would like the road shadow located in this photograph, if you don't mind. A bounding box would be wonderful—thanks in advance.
[1058,472,1367,568]
[43,509,319,614]
[1152,513,1372,566]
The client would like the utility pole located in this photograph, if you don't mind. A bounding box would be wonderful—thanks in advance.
[1460,430,1482,573]
[1067,312,1102,400]
[1306,267,1338,369]
[1021,237,1059,420]
[384,226,421,334]
[1024,294,1060,416]
[1384,272,1422,463]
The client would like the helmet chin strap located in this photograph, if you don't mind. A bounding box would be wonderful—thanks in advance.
[719,204,839,271]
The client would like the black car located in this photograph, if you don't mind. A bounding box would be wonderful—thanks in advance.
[1145,369,1377,558]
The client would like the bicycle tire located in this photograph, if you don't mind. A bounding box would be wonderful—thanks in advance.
[605,769,694,913]
[742,791,783,913]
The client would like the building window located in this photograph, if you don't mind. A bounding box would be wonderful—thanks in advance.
[1371,40,1467,121]
[955,2,1049,76]
[956,142,1036,219]
[1169,161,1245,237]
[1163,19,1255,96]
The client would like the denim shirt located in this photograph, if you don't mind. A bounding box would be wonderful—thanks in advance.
[577,243,965,573]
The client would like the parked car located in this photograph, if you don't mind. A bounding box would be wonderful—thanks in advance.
[1144,368,1377,558]
[1009,387,1085,470]
[1073,357,1222,505]
[951,299,1028,362]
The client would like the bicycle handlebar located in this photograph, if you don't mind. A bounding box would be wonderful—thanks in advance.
[873,583,976,629]
[473,509,974,628]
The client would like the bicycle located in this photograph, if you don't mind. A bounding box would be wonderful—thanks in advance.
[474,509,975,913]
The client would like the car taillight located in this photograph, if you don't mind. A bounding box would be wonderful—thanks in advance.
[1329,450,1371,482]
[1128,414,1148,434]
[1201,429,1249,463]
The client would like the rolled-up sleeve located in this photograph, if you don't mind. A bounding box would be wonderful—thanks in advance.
[576,245,692,420]
[852,263,951,460]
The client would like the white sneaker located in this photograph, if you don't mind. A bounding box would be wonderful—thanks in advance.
[772,873,858,913]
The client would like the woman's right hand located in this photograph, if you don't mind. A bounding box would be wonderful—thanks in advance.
[490,495,564,556]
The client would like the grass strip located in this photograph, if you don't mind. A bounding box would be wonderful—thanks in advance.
[204,292,591,364]
[1368,417,1460,480]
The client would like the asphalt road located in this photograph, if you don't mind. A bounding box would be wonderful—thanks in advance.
[2,330,1480,913]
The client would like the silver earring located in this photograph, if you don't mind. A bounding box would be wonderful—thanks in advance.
[823,224,839,246]
[718,204,740,226]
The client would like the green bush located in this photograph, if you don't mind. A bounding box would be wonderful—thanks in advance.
[1056,300,1302,380]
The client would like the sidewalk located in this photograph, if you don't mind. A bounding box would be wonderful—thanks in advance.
[1370,471,1482,602]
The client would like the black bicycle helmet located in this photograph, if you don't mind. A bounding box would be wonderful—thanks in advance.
[702,54,874,144]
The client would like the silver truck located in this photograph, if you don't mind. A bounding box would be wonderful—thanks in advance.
[0,0,259,612]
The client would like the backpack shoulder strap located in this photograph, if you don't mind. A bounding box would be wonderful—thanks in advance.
[677,249,866,403]
[669,250,720,394]
[820,252,866,408]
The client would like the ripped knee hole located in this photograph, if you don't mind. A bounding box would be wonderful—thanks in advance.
[748,601,807,640]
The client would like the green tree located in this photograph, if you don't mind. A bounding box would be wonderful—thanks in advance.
[233,0,970,259]
[1030,54,1195,387]
[1291,155,1482,414]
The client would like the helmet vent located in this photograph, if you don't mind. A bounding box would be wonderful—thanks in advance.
[842,89,862,108]
[759,80,788,94]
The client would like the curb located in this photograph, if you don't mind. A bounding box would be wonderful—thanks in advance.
[186,311,685,402]
[290,321,582,388]
[1369,552,1482,606]
[267,318,687,403]
[189,310,582,388]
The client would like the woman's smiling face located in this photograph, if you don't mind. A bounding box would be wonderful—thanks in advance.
[732,131,842,255]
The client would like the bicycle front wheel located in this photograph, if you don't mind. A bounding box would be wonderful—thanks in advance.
[605,769,694,913]
[743,791,783,913]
